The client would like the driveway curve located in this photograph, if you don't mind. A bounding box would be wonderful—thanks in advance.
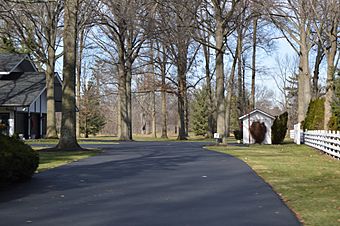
[0,142,301,226]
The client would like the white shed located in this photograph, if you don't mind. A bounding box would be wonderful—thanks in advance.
[239,109,275,144]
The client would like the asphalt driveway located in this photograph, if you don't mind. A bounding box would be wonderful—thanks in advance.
[0,142,301,226]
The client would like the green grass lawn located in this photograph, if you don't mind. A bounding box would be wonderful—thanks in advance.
[34,147,100,172]
[25,133,220,144]
[26,138,118,145]
[207,143,340,226]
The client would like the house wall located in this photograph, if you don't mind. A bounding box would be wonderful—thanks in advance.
[29,90,47,114]
[0,90,47,139]
[242,112,274,144]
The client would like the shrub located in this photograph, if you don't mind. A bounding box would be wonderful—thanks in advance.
[303,98,325,130]
[250,121,267,144]
[0,134,39,184]
[233,130,243,140]
[328,75,340,130]
[271,112,288,144]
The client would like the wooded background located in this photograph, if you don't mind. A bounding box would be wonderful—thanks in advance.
[0,0,339,145]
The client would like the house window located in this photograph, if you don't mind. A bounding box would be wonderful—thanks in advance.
[0,113,10,136]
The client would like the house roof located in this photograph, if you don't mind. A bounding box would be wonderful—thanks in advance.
[0,72,46,107]
[0,53,29,73]
[239,109,275,120]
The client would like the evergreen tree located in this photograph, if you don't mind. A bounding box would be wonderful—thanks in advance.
[328,73,340,130]
[191,87,209,136]
[80,79,106,138]
[271,112,288,144]
[303,98,325,130]
[285,73,299,128]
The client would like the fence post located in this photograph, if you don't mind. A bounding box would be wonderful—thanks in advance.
[294,123,301,145]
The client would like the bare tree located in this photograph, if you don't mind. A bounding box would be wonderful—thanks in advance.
[311,37,325,99]
[150,41,157,138]
[209,0,240,143]
[264,0,313,123]
[225,35,239,136]
[271,54,299,128]
[98,0,153,140]
[57,0,81,149]
[156,0,200,140]
[309,0,339,129]
[195,5,215,138]
[75,0,98,138]
[250,11,258,109]
[156,43,169,138]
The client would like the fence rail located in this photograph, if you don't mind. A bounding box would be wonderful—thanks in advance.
[303,130,340,158]
[292,124,340,159]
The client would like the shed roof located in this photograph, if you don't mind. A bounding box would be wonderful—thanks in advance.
[239,109,275,120]
[0,72,45,107]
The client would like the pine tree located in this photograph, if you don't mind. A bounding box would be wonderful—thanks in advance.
[191,87,209,136]
[80,79,106,137]
[303,98,325,130]
[285,73,299,128]
[271,112,288,144]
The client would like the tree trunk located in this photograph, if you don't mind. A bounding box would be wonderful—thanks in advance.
[152,79,157,138]
[242,56,246,109]
[184,89,189,137]
[215,18,226,142]
[76,28,85,138]
[250,17,258,110]
[57,0,80,150]
[126,60,133,140]
[160,49,168,138]
[297,30,311,123]
[202,44,213,138]
[225,46,238,137]
[177,68,187,140]
[118,62,129,140]
[237,25,244,116]
[177,47,187,140]
[150,43,157,138]
[324,33,337,130]
[312,40,324,100]
[45,46,57,138]
[117,41,129,140]
[45,9,58,139]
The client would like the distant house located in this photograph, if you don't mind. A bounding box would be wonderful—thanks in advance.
[239,109,275,144]
[0,54,62,139]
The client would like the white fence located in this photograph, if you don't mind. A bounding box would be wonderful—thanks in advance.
[292,124,340,159]
[304,130,340,158]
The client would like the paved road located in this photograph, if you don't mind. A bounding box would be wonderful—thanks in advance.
[0,142,301,226]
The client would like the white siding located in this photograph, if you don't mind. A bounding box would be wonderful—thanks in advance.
[8,111,14,136]
[242,112,274,144]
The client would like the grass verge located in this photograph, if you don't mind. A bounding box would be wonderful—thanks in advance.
[207,143,340,226]
[25,133,221,144]
[33,147,100,172]
[26,139,118,145]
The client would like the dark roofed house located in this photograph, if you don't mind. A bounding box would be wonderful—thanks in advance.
[0,54,62,139]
